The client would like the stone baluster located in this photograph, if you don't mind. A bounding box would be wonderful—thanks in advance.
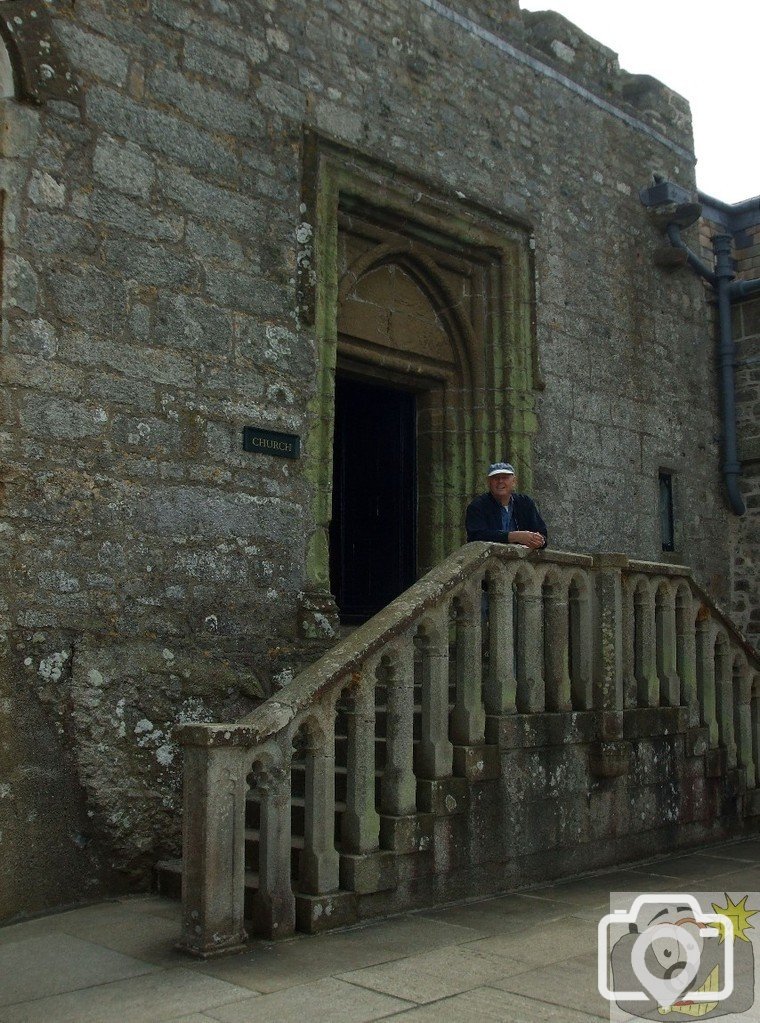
[676,586,699,726]
[543,571,571,712]
[483,563,517,715]
[592,554,626,716]
[634,580,658,707]
[696,618,718,747]
[299,712,340,894]
[380,640,417,816]
[568,575,593,710]
[733,659,756,788]
[655,583,680,707]
[177,730,248,957]
[450,582,486,743]
[341,678,381,854]
[714,637,736,768]
[250,753,296,938]
[515,571,545,713]
[621,574,637,709]
[416,609,454,779]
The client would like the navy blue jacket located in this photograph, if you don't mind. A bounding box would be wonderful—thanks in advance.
[465,491,548,546]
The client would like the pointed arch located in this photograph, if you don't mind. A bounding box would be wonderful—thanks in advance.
[338,242,477,391]
[0,8,79,104]
[0,36,14,99]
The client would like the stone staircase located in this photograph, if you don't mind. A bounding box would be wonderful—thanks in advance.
[170,542,760,958]
[161,635,465,928]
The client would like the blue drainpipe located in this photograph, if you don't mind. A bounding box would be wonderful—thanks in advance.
[714,234,745,515]
[662,219,760,516]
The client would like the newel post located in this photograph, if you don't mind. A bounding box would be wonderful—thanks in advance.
[588,554,629,777]
[543,570,571,712]
[250,753,296,939]
[591,554,627,721]
[176,724,249,958]
[484,563,517,715]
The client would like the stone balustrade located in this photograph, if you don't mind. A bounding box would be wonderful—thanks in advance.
[174,543,760,958]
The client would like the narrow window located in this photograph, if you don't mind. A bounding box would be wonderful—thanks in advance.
[659,471,675,552]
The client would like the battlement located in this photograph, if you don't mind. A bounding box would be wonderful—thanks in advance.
[438,1,694,153]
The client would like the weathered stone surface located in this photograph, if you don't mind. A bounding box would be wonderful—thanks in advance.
[294,891,358,934]
[416,777,468,816]
[339,850,397,894]
[729,282,760,648]
[154,294,233,355]
[0,0,755,927]
[25,208,98,254]
[47,267,129,332]
[0,0,80,105]
[92,135,155,198]
[54,22,129,88]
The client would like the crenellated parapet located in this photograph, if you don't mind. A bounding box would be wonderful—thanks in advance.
[428,0,695,156]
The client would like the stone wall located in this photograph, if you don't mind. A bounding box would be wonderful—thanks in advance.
[0,0,736,917]
[696,209,760,649]
[734,281,760,646]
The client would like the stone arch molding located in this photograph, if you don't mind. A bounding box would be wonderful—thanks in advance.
[0,1,79,104]
[338,241,477,388]
[338,239,485,578]
[298,134,539,623]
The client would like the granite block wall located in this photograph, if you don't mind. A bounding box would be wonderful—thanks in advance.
[0,0,739,916]
[696,211,760,649]
[733,290,760,646]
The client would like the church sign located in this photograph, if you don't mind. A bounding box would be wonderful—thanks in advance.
[243,427,300,459]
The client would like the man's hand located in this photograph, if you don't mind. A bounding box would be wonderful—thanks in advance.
[509,530,545,549]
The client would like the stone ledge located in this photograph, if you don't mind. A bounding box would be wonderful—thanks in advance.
[294,890,358,933]
[588,740,631,778]
[339,850,397,894]
[379,812,434,853]
[416,776,469,815]
[622,706,688,740]
[453,743,500,780]
[625,559,692,578]
[486,711,599,749]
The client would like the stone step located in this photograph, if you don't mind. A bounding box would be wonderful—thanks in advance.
[245,828,302,875]
[157,858,261,901]
[158,854,364,934]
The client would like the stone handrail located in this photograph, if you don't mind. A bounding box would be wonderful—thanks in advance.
[175,544,760,958]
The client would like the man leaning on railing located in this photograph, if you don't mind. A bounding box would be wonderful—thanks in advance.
[465,462,548,550]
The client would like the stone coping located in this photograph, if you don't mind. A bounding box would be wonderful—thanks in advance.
[625,558,692,577]
[174,543,759,751]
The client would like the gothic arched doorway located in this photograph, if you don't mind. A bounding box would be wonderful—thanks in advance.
[330,219,475,620]
[299,138,538,633]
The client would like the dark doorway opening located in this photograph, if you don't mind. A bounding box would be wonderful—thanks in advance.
[330,376,417,623]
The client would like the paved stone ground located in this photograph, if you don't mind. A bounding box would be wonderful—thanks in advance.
[2,838,760,1022]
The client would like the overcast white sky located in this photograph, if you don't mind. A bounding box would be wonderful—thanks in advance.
[519,0,758,204]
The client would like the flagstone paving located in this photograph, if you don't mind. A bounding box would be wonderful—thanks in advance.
[1,837,758,1022]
